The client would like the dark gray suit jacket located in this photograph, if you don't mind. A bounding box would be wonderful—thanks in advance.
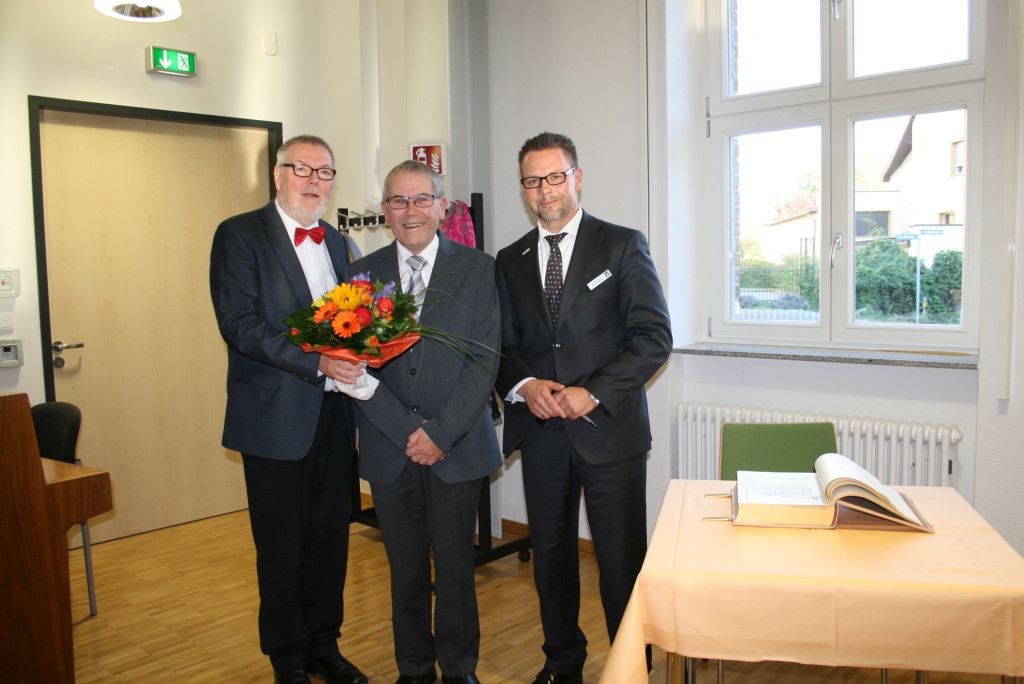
[495,211,672,463]
[352,235,502,485]
[210,201,353,460]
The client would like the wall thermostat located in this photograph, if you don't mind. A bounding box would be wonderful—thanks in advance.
[0,338,23,367]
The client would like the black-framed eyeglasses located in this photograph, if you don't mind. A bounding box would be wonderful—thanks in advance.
[520,167,576,189]
[385,194,440,210]
[281,163,337,181]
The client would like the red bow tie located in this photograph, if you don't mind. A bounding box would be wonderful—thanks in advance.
[294,225,326,246]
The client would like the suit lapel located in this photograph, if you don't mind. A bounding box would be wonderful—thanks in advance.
[511,229,552,328]
[323,223,350,284]
[260,203,316,303]
[559,212,602,319]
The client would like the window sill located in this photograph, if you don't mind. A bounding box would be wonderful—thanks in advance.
[675,343,978,370]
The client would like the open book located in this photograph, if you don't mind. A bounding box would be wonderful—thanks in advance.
[732,453,933,532]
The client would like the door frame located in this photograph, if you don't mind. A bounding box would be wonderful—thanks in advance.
[27,96,283,400]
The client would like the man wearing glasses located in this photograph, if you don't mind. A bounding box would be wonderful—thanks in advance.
[210,135,367,684]
[348,160,500,684]
[495,132,671,684]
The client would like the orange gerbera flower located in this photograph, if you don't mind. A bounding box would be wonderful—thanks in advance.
[331,310,362,338]
[366,335,380,347]
[313,300,338,324]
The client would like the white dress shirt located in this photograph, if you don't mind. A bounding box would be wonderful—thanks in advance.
[508,207,585,402]
[396,233,440,297]
[276,201,339,391]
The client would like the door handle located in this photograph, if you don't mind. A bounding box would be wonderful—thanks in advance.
[52,340,85,352]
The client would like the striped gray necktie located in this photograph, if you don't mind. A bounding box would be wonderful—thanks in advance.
[406,254,427,307]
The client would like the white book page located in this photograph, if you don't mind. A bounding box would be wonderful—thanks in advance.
[737,471,828,506]
[814,453,922,524]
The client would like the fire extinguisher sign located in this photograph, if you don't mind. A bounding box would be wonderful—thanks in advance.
[410,144,447,176]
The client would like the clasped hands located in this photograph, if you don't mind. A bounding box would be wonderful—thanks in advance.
[520,379,596,421]
[320,358,445,466]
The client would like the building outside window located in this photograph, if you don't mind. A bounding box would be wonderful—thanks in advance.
[705,0,982,349]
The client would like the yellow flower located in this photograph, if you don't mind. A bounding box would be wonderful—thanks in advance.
[328,283,363,311]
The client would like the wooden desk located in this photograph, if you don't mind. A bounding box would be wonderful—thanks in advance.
[0,393,112,683]
[43,458,112,679]
[601,480,1024,683]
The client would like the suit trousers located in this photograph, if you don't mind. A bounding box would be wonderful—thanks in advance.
[371,464,484,677]
[242,391,355,672]
[520,421,647,674]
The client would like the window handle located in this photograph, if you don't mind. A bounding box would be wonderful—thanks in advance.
[832,0,841,20]
[830,233,843,269]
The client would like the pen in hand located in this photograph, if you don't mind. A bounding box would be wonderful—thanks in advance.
[580,414,597,427]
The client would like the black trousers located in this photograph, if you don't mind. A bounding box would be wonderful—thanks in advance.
[520,422,647,675]
[242,391,355,672]
[371,464,484,678]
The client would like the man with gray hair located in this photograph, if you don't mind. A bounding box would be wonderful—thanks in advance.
[350,160,500,684]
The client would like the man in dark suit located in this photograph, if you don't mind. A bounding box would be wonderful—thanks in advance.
[494,132,672,684]
[350,160,500,684]
[210,135,368,684]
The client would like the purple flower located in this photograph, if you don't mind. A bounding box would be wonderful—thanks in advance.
[351,271,371,282]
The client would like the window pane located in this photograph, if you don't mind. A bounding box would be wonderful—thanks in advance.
[852,110,966,327]
[852,0,969,78]
[729,126,821,322]
[729,0,821,96]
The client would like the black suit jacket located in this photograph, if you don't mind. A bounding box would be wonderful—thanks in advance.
[495,211,672,463]
[210,201,354,460]
[351,235,502,484]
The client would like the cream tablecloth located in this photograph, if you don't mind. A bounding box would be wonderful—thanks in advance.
[601,480,1024,682]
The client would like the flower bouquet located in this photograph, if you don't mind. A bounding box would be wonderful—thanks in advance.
[284,271,495,379]
[284,273,426,370]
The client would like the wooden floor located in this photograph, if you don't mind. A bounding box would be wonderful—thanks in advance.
[68,511,1005,683]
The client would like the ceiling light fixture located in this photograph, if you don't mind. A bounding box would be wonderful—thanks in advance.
[94,0,182,22]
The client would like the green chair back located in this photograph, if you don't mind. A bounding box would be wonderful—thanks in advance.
[719,421,838,481]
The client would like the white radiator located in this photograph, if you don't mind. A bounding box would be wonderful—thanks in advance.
[676,402,961,487]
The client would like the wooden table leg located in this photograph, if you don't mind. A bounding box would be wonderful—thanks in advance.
[666,653,685,684]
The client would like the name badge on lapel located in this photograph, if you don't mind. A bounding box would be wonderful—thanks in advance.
[588,269,612,290]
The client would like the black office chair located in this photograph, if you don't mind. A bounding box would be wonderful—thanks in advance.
[31,401,98,616]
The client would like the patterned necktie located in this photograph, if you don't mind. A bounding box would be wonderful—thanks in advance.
[294,225,325,246]
[406,254,427,307]
[544,233,567,324]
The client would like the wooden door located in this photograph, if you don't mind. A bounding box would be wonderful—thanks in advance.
[38,110,270,542]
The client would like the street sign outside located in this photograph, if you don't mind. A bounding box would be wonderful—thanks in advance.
[146,46,197,77]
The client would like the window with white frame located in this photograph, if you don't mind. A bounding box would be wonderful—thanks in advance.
[705,0,983,350]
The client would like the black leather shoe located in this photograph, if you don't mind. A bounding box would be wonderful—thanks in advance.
[275,669,312,684]
[305,653,368,684]
[530,669,583,684]
[395,671,437,684]
[442,675,481,684]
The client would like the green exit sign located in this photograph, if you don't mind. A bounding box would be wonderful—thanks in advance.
[146,46,197,77]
